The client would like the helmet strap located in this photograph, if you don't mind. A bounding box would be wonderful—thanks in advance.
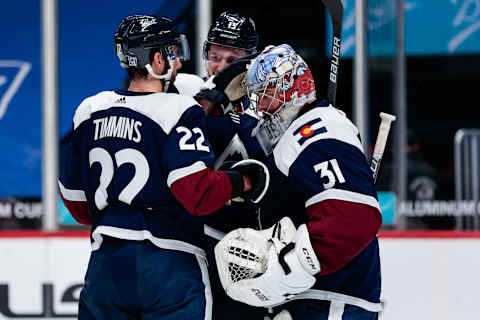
[145,54,176,92]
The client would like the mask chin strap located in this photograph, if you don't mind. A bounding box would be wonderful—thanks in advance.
[145,55,177,92]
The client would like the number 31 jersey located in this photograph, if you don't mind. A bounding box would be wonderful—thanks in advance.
[59,89,230,251]
[260,102,382,306]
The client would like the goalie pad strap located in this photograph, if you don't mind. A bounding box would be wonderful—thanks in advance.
[278,242,295,275]
[272,289,383,312]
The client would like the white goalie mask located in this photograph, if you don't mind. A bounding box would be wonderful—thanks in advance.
[246,44,317,155]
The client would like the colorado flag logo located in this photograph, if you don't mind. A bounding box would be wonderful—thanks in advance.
[294,118,327,146]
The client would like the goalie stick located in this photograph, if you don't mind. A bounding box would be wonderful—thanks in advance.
[321,0,344,106]
[370,112,396,183]
[321,1,393,183]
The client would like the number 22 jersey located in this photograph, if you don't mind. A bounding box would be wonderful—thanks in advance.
[59,89,236,252]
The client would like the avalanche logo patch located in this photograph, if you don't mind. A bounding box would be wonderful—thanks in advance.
[293,117,327,146]
[0,60,31,120]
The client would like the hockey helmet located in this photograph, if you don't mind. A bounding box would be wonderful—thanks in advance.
[114,15,190,70]
[203,11,258,59]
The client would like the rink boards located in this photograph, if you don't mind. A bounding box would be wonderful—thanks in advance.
[0,231,479,320]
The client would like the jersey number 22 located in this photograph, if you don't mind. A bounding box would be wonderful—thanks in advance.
[89,147,149,210]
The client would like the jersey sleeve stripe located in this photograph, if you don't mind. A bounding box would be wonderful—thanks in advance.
[58,180,87,201]
[306,188,380,211]
[167,161,208,187]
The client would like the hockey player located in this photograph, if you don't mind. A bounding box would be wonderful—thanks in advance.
[203,11,258,79]
[199,10,261,140]
[198,10,265,200]
[213,44,383,319]
[177,11,263,166]
[193,11,271,320]
[57,15,269,320]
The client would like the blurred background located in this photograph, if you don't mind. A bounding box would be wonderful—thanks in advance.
[1,1,480,318]
[2,0,480,231]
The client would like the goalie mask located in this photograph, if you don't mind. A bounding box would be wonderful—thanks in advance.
[246,44,316,155]
[114,15,190,90]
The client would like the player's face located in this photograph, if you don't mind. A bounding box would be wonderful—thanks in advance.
[207,44,247,76]
[256,85,285,115]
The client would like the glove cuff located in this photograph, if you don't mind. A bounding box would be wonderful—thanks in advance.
[224,170,245,198]
[230,159,270,204]
[294,224,321,275]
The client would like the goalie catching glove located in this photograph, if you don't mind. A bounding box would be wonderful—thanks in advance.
[214,217,320,307]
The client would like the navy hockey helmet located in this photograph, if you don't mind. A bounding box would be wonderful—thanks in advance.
[203,11,259,59]
[114,15,190,70]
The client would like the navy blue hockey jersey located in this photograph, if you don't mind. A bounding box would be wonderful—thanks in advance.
[59,89,236,252]
[206,100,382,310]
[257,102,382,310]
[202,107,266,235]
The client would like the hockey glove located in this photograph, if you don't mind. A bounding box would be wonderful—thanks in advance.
[195,75,230,107]
[195,53,256,112]
[228,159,270,205]
[215,217,321,307]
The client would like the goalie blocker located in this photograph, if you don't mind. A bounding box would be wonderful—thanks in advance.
[215,217,320,307]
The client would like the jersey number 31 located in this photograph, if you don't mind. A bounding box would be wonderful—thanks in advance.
[314,159,345,189]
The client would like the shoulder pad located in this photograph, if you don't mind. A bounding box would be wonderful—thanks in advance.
[73,91,201,134]
[73,91,114,129]
[273,105,363,176]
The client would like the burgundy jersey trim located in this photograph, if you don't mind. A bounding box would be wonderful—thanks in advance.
[170,167,232,216]
[306,199,382,276]
[59,193,92,225]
